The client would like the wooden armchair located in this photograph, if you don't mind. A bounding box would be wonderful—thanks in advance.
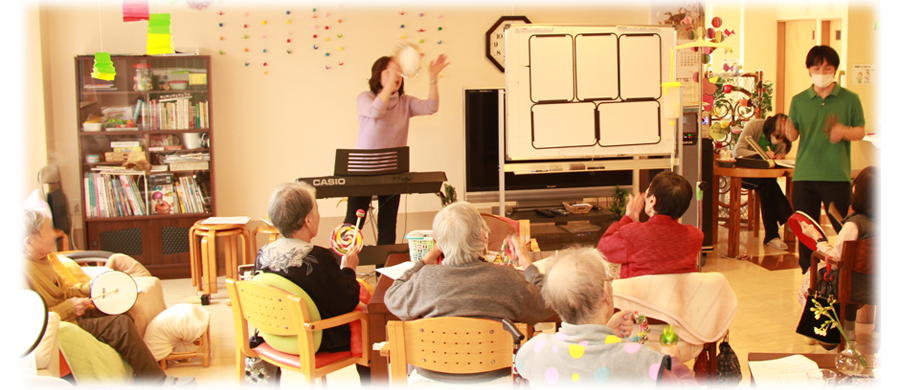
[381,317,524,387]
[226,278,370,386]
[808,238,877,350]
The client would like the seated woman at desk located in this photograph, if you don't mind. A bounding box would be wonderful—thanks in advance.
[255,182,369,384]
[733,114,794,250]
[385,201,556,383]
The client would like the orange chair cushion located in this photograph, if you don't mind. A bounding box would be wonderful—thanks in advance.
[254,342,353,369]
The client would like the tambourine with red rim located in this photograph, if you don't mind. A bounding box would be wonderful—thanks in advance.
[90,270,138,315]
[787,210,827,251]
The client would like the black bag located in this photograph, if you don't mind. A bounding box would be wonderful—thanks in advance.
[716,339,742,387]
[795,271,842,344]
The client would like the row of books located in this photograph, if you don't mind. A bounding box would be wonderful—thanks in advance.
[138,94,210,130]
[175,176,206,214]
[84,172,147,218]
[148,174,208,215]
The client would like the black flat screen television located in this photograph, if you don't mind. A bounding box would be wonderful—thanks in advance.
[464,89,632,203]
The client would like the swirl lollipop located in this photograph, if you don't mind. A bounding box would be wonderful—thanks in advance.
[331,223,363,256]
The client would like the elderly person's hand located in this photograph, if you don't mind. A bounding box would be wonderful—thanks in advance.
[625,193,644,221]
[800,221,824,242]
[607,310,635,338]
[340,246,360,271]
[71,297,92,317]
[421,246,443,265]
[508,235,533,268]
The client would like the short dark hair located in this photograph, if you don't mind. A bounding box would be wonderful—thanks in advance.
[850,166,876,218]
[763,113,792,153]
[806,45,840,69]
[647,171,693,219]
[368,56,404,96]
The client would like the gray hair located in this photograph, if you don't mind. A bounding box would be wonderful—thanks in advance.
[23,208,48,240]
[268,182,317,237]
[432,201,489,267]
[542,247,611,325]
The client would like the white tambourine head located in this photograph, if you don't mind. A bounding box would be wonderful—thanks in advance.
[91,270,138,315]
[396,41,423,78]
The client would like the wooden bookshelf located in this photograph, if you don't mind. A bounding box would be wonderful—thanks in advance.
[75,54,215,279]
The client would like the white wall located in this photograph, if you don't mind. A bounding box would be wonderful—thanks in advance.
[38,1,652,247]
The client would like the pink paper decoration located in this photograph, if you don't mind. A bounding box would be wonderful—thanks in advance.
[122,0,149,22]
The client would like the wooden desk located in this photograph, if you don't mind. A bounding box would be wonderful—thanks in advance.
[712,166,794,258]
[366,253,407,383]
[747,352,875,386]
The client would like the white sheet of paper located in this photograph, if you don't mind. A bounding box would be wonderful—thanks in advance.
[748,355,820,387]
[202,216,251,225]
[376,261,416,280]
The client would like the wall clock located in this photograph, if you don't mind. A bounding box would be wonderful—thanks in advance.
[485,15,531,73]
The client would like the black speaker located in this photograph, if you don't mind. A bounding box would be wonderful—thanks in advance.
[701,138,714,249]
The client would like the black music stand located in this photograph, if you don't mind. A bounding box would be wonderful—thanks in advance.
[334,146,410,176]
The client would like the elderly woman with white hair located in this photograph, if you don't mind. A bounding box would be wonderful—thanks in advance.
[255,182,371,383]
[514,247,696,386]
[385,201,554,324]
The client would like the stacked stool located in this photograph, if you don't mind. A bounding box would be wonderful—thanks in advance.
[250,223,281,262]
[189,221,251,295]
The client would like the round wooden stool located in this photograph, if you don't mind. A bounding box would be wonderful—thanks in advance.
[250,223,281,262]
[188,222,251,295]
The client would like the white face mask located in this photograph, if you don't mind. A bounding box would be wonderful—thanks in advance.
[812,73,835,89]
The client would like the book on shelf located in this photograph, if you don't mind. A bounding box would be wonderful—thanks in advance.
[85,172,147,218]
[149,174,176,215]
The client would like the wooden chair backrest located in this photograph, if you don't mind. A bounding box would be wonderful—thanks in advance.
[226,279,315,359]
[480,213,519,252]
[387,317,515,382]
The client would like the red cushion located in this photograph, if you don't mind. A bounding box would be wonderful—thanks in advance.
[254,342,353,369]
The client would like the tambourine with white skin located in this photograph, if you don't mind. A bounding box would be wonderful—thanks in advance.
[394,41,424,78]
[90,270,138,315]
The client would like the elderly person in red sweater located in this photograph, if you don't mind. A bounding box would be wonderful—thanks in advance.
[597,172,703,278]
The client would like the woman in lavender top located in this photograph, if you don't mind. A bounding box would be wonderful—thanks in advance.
[343,53,449,244]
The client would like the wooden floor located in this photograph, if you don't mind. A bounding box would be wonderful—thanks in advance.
[157,222,880,388]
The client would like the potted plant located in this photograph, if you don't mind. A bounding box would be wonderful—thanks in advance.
[436,183,457,208]
[607,185,629,219]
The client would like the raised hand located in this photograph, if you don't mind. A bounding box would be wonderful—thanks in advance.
[429,54,450,81]
[625,193,644,221]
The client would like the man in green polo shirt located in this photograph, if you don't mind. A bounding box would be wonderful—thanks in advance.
[784,45,865,275]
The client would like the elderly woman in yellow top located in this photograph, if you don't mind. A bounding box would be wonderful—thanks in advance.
[21,208,190,385]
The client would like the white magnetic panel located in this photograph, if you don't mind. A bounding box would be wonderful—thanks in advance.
[575,34,618,100]
[529,35,574,102]
[598,101,660,146]
[619,34,661,100]
[532,102,596,148]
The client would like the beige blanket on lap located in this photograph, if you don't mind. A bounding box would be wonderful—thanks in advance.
[612,272,737,347]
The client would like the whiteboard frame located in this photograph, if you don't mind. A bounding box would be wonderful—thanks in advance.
[505,25,677,161]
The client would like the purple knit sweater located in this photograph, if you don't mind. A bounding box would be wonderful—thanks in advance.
[355,91,438,149]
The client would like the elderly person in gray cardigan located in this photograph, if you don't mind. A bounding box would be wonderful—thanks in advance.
[385,201,554,324]
[514,247,697,386]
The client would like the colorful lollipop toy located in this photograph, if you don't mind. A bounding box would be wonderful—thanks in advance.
[331,209,366,256]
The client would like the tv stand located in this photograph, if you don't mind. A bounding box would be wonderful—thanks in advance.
[506,208,617,251]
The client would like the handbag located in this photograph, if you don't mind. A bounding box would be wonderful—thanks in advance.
[244,332,281,386]
[795,268,842,344]
[716,338,742,387]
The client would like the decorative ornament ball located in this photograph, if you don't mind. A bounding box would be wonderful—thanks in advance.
[711,17,723,28]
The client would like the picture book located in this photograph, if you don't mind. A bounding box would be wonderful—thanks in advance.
[149,174,176,215]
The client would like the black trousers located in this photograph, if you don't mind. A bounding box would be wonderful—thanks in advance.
[792,181,852,274]
[742,178,793,243]
[344,194,401,245]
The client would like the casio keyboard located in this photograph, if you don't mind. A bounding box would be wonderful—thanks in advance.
[298,146,446,198]
[296,171,447,199]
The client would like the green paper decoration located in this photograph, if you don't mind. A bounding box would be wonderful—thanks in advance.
[91,52,116,81]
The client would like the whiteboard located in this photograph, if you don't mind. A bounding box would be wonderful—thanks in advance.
[532,102,596,148]
[619,34,662,100]
[505,25,675,161]
[529,35,574,102]
[598,101,660,146]
[575,34,618,100]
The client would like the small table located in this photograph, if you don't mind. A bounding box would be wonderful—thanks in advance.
[747,352,876,386]
[366,253,407,383]
[712,166,794,258]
